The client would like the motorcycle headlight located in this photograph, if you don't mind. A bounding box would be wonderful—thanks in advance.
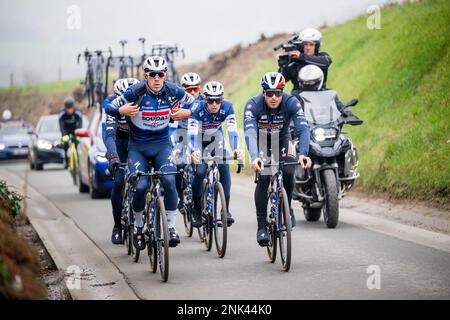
[0,143,5,150]
[313,128,337,142]
[95,152,108,163]
[37,139,53,150]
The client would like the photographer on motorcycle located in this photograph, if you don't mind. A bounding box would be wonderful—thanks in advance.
[278,28,332,97]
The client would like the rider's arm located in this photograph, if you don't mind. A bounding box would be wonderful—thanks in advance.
[187,113,200,152]
[243,100,259,161]
[224,103,239,150]
[58,111,68,136]
[288,97,310,156]
[299,52,332,68]
[75,109,83,129]
[102,114,118,156]
[104,83,143,117]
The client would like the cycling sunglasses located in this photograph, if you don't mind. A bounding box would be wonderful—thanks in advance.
[206,98,223,105]
[184,86,200,93]
[264,89,283,97]
[147,71,166,78]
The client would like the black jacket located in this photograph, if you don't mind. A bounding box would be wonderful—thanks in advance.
[278,52,332,94]
[58,108,83,136]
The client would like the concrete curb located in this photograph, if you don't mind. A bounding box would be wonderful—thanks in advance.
[2,169,139,300]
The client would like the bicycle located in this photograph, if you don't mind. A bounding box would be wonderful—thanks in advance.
[67,134,80,186]
[254,154,300,272]
[195,152,243,258]
[78,48,111,107]
[178,163,194,237]
[143,168,178,282]
[118,40,134,79]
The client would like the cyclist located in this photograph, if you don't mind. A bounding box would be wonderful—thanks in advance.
[104,56,195,249]
[188,81,244,228]
[278,28,332,96]
[58,96,83,168]
[103,78,140,245]
[243,72,311,246]
[170,72,203,211]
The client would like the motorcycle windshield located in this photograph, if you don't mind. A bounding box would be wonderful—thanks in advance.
[299,90,342,125]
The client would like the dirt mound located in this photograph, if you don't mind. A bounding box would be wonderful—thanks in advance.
[178,32,290,90]
[0,87,94,125]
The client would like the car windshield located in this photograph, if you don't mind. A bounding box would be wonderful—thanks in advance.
[0,122,32,135]
[38,117,59,133]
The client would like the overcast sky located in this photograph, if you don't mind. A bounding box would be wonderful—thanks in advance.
[0,0,399,87]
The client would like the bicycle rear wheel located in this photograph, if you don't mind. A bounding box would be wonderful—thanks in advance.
[278,187,292,272]
[156,197,169,282]
[266,193,277,263]
[213,182,227,258]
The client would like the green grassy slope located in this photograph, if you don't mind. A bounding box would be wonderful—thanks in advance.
[227,0,450,205]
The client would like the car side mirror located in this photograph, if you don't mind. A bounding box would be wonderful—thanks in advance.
[346,98,359,107]
[75,128,89,137]
[27,129,35,135]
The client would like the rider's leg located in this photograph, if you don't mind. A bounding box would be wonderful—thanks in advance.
[254,174,271,245]
[128,149,149,228]
[154,142,180,247]
[111,139,128,229]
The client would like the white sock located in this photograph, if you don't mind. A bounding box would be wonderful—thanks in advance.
[134,210,144,228]
[167,210,177,229]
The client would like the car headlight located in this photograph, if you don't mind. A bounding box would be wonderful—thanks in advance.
[0,143,5,150]
[313,128,337,142]
[37,139,53,150]
[95,152,108,163]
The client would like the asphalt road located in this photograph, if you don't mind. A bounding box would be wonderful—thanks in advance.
[2,161,450,299]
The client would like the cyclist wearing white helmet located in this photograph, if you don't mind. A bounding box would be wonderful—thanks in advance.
[188,81,244,228]
[171,72,204,212]
[104,55,196,249]
[243,72,311,246]
[278,27,332,96]
[102,78,139,245]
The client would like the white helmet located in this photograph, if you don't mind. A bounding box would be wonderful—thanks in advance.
[298,65,324,91]
[203,81,224,98]
[2,109,12,120]
[299,28,322,52]
[114,78,139,96]
[180,72,201,88]
[143,56,168,73]
[261,72,285,90]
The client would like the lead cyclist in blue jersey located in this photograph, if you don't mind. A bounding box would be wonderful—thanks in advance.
[104,56,195,249]
[188,81,244,228]
[244,72,312,246]
[102,78,139,245]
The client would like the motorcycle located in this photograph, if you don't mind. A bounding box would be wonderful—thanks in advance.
[292,90,363,228]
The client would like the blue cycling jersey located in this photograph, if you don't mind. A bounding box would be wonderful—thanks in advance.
[104,81,195,144]
[102,94,130,155]
[188,99,239,151]
[243,93,310,160]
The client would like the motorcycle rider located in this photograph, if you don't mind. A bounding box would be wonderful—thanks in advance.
[244,72,311,246]
[58,96,83,168]
[104,56,195,249]
[278,28,332,96]
[103,78,140,245]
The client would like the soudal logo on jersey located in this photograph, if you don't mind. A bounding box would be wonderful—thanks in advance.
[141,109,170,121]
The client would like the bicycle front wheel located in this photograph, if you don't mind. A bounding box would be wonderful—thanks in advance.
[213,182,227,258]
[202,184,213,252]
[156,196,169,282]
[266,195,277,263]
[278,187,292,272]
